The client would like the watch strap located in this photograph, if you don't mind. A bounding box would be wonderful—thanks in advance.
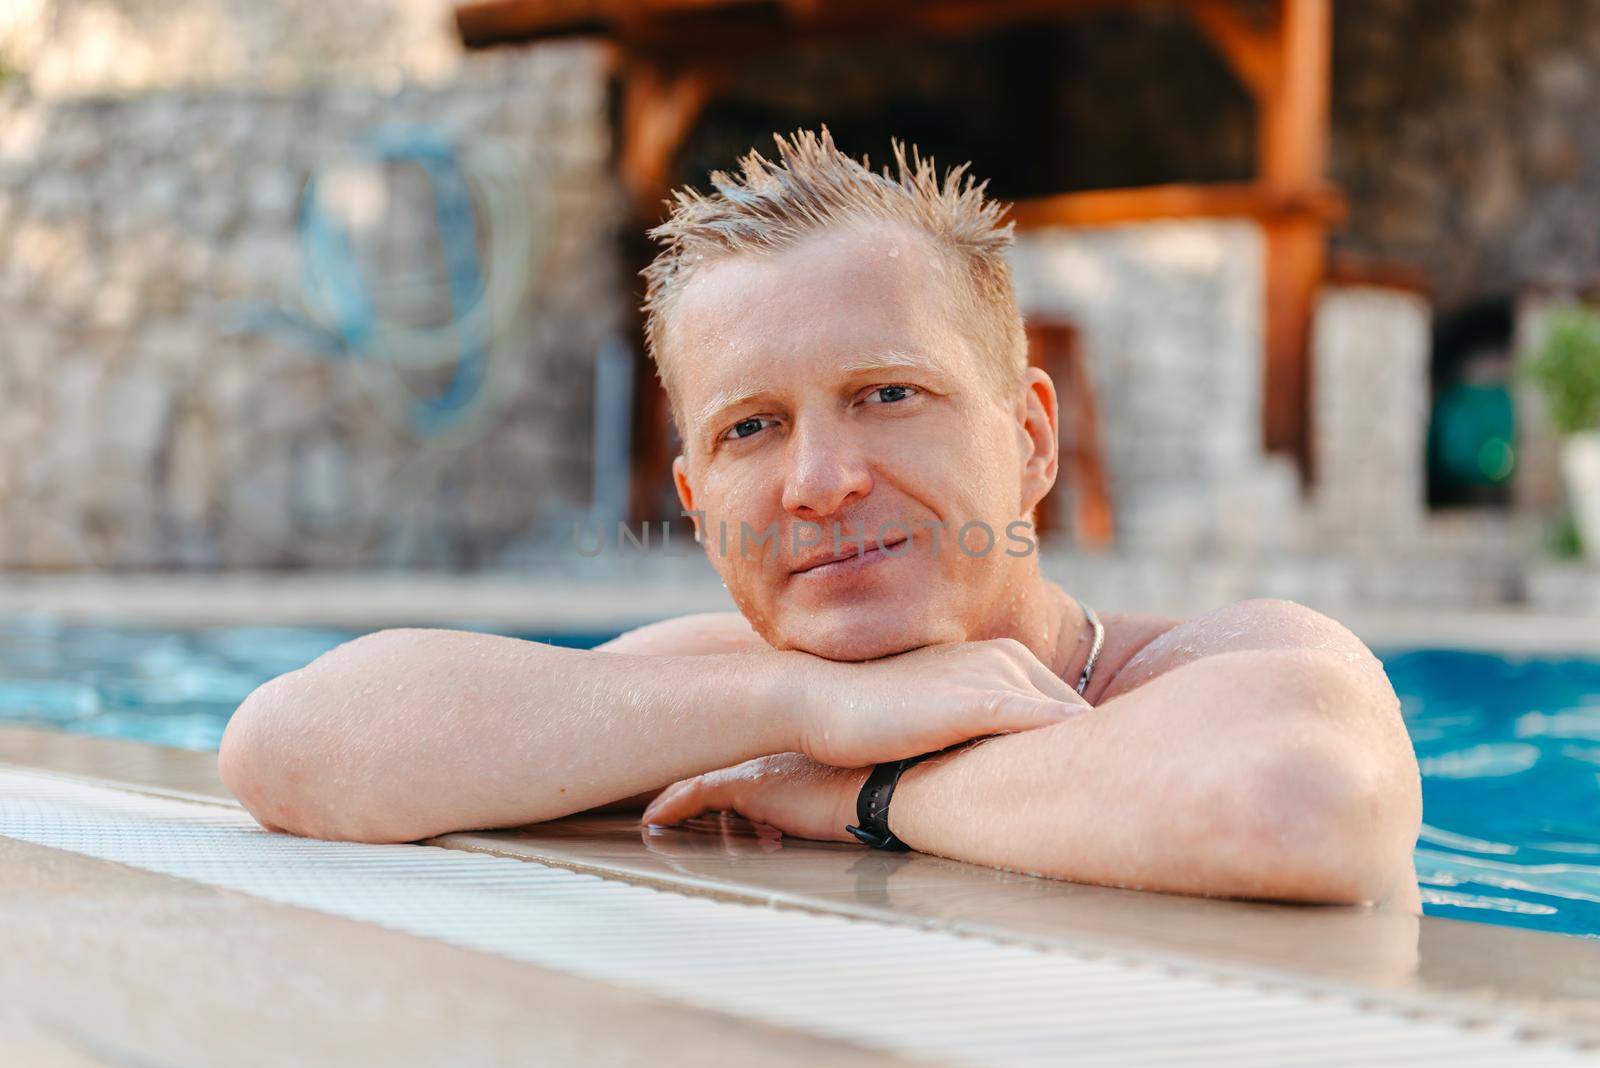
[845,755,930,851]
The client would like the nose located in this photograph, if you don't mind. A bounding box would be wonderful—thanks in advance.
[780,417,872,520]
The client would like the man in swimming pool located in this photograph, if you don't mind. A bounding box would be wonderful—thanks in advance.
[219,128,1422,910]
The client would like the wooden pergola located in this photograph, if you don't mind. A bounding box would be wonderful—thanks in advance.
[456,0,1342,524]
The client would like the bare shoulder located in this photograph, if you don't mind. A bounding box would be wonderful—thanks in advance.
[1082,611,1183,704]
[595,612,770,656]
[1092,598,1375,704]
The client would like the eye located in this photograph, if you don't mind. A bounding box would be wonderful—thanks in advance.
[721,416,774,442]
[865,384,919,404]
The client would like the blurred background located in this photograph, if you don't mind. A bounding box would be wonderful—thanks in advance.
[2,0,1599,619]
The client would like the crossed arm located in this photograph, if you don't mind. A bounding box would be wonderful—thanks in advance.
[220,598,1421,909]
[627,599,1423,909]
[889,643,1421,906]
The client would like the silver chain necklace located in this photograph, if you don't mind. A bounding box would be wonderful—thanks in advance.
[1072,596,1105,697]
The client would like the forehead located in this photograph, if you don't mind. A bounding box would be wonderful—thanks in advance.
[664,220,968,400]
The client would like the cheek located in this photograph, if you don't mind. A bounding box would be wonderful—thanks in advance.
[881,428,1012,519]
[950,417,1026,508]
[697,470,777,549]
[694,469,783,584]
[696,462,775,524]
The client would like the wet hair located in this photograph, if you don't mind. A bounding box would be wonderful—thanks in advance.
[640,126,1027,435]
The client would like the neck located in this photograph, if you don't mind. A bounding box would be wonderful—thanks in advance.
[973,561,1088,686]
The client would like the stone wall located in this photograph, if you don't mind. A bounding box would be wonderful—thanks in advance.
[1013,224,1441,563]
[1331,0,1600,310]
[0,44,623,569]
[1308,285,1432,548]
[0,0,470,97]
[1009,220,1303,556]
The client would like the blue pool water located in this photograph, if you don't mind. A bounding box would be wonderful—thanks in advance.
[1,617,1596,938]
[1384,647,1600,939]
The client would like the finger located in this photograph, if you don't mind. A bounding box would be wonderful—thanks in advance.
[646,778,691,810]
[644,779,719,826]
[641,780,694,825]
[1012,653,1082,704]
[975,694,1087,736]
[642,797,693,826]
[1030,667,1084,704]
[1011,645,1092,706]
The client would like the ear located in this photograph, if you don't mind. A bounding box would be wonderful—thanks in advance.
[1014,366,1060,518]
[671,455,703,542]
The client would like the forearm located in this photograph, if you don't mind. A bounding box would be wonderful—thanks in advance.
[889,648,1421,905]
[220,628,802,842]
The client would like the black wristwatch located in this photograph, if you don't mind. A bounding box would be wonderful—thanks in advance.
[845,756,931,851]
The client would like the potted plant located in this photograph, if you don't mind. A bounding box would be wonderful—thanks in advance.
[1526,305,1600,562]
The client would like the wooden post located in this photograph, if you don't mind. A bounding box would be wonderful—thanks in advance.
[617,57,722,220]
[1184,0,1333,482]
[1258,0,1331,480]
[615,55,723,525]
[1026,321,1115,548]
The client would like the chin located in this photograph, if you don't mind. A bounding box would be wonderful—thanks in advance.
[773,601,956,662]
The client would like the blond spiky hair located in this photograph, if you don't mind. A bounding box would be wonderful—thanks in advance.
[640,126,1027,435]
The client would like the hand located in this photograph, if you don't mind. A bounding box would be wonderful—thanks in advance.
[791,638,1091,768]
[641,753,872,843]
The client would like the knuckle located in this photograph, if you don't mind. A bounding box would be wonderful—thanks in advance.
[986,637,1029,664]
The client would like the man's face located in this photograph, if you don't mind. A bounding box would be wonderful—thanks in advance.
[667,220,1054,661]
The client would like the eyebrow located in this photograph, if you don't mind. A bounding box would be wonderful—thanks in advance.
[691,386,770,435]
[838,349,941,376]
[690,350,944,434]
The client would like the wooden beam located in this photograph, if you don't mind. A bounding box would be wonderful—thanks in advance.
[640,0,768,10]
[455,0,610,47]
[1324,251,1432,296]
[1257,0,1332,479]
[1181,0,1279,99]
[457,0,1157,51]
[455,0,774,46]
[614,55,726,523]
[1027,322,1115,548]
[1260,0,1329,187]
[879,0,1148,34]
[617,58,725,220]
[1009,180,1344,230]
[1261,223,1323,478]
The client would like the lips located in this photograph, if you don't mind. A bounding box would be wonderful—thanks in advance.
[790,535,909,576]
